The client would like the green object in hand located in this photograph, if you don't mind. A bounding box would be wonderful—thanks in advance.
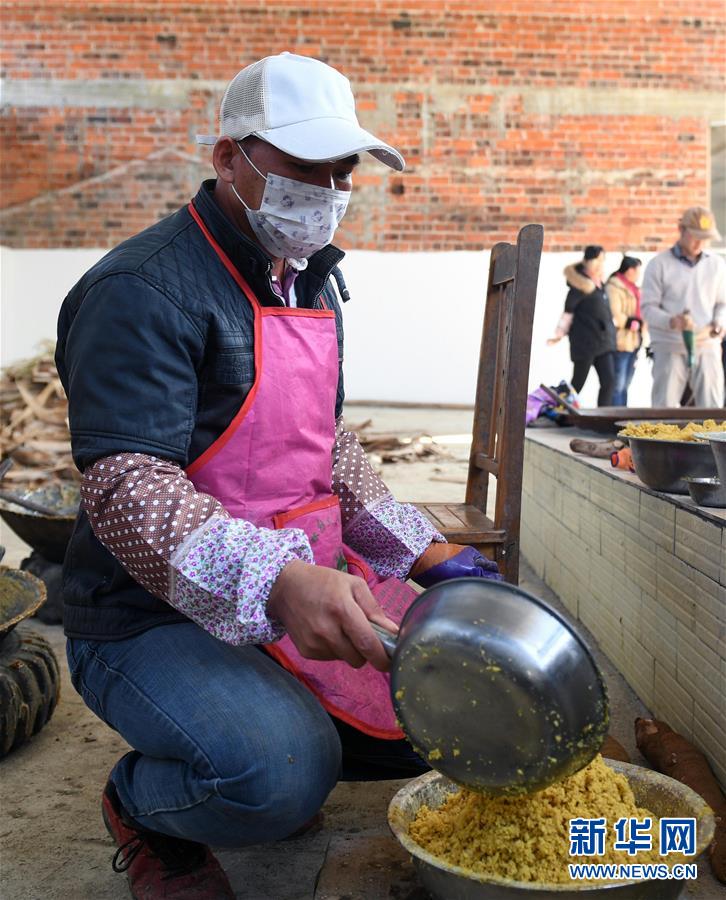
[682,328,695,368]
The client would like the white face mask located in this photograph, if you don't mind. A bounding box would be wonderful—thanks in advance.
[231,143,350,264]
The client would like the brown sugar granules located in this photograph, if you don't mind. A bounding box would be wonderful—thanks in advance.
[408,755,682,883]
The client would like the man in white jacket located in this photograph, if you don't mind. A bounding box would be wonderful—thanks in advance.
[641,206,725,407]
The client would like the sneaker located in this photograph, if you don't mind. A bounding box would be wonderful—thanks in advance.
[101,781,235,899]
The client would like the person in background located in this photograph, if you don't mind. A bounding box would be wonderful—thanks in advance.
[641,206,725,407]
[606,255,644,406]
[548,245,617,406]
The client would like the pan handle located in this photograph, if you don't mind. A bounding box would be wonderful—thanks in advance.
[0,457,13,482]
[370,622,398,658]
[539,383,580,416]
[0,489,60,517]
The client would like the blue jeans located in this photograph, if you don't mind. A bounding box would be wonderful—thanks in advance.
[67,623,427,847]
[612,350,638,406]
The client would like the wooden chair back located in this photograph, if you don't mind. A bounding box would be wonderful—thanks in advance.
[417,223,544,583]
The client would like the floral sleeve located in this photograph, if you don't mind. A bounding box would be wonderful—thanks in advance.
[80,453,312,644]
[331,418,444,579]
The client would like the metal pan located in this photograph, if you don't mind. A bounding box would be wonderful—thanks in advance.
[620,435,716,494]
[374,578,608,796]
[683,475,726,508]
[697,430,726,486]
[0,565,47,644]
[0,482,79,563]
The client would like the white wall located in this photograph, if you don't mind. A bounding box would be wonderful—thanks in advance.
[341,249,656,409]
[1,246,655,408]
[1,247,107,366]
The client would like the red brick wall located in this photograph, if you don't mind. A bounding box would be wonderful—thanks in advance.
[2,0,724,250]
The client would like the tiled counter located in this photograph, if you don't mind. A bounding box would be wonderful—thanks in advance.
[521,428,726,786]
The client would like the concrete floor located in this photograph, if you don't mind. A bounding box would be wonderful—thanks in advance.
[0,405,721,899]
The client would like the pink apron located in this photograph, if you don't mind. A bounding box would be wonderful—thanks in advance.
[186,202,418,740]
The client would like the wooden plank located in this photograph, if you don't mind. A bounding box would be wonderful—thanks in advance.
[488,223,543,581]
[446,503,494,528]
[414,223,544,584]
[416,503,507,544]
[473,452,499,475]
[561,406,726,433]
[492,243,516,285]
[420,503,466,530]
[441,527,507,544]
[569,406,725,420]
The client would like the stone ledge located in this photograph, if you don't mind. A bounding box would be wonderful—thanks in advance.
[522,430,726,787]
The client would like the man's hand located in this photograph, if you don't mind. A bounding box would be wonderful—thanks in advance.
[710,323,724,338]
[669,313,689,331]
[410,543,503,587]
[267,560,397,672]
[409,542,468,578]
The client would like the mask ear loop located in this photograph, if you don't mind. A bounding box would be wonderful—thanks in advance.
[231,141,267,211]
[236,141,267,180]
[231,183,252,211]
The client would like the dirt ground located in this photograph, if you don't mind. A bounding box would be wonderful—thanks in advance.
[0,405,721,899]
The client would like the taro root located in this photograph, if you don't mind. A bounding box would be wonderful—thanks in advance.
[636,717,725,883]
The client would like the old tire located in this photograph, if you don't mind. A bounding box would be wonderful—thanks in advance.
[0,626,61,757]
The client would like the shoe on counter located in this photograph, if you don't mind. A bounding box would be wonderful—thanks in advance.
[102,781,235,899]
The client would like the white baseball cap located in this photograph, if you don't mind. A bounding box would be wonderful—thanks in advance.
[197,52,405,172]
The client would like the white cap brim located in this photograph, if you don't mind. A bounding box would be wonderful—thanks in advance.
[197,117,405,171]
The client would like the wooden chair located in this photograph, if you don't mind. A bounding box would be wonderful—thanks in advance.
[416,224,544,584]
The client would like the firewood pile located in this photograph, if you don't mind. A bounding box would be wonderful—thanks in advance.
[0,345,78,488]
[0,353,450,488]
[350,419,451,466]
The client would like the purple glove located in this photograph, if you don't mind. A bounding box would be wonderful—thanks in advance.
[415,546,503,588]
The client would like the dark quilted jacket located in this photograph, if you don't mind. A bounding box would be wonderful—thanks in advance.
[55,180,346,640]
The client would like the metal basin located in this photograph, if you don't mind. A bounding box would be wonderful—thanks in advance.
[0,482,79,563]
[621,436,716,494]
[683,475,726,508]
[388,761,715,899]
[699,431,726,487]
[0,565,46,645]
